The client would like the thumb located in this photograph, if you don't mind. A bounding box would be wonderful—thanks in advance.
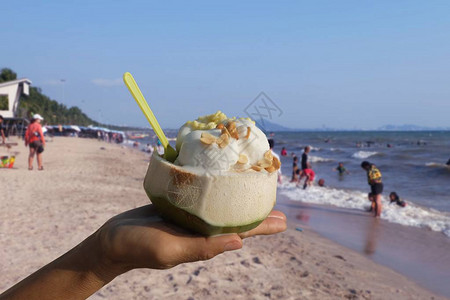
[178,234,243,263]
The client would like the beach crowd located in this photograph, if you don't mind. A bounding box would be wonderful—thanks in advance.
[274,139,408,218]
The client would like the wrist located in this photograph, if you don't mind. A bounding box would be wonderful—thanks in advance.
[80,232,130,286]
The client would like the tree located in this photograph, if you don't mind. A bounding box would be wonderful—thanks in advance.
[0,68,17,83]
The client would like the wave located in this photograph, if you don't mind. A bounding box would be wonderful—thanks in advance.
[351,151,379,159]
[309,155,333,163]
[425,162,450,169]
[278,180,450,238]
[424,162,450,177]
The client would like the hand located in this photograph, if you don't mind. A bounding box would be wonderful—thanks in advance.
[93,205,287,277]
[0,204,286,299]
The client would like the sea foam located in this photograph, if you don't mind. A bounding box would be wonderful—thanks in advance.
[278,180,450,238]
[351,151,378,159]
[309,155,333,163]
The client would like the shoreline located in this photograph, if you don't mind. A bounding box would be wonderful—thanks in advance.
[276,195,450,298]
[0,137,446,299]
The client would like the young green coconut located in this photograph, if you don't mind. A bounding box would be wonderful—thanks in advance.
[144,111,280,236]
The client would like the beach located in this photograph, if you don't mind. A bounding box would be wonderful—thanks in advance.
[0,137,446,299]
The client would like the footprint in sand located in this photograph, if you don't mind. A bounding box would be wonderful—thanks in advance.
[252,256,262,264]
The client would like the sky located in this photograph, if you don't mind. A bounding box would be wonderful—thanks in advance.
[2,0,450,129]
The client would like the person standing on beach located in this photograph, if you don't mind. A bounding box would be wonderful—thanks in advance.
[291,155,300,182]
[268,139,282,184]
[0,115,6,144]
[361,161,383,217]
[296,162,315,189]
[301,146,310,171]
[24,114,46,170]
[155,140,164,155]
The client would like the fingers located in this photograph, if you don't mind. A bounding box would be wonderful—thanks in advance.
[238,210,287,238]
[174,234,243,264]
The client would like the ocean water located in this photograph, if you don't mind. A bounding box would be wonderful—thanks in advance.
[272,131,450,237]
[127,130,450,237]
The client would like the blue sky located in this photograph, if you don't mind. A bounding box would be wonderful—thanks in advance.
[3,1,450,129]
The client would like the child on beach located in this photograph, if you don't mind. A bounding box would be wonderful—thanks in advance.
[389,192,407,207]
[301,146,310,170]
[361,161,383,218]
[297,163,315,189]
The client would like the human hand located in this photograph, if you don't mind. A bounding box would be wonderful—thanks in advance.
[93,205,286,278]
[0,205,286,300]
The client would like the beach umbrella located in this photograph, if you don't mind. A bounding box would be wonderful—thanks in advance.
[70,125,81,132]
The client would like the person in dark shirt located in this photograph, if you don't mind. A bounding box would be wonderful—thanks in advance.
[291,155,300,182]
[301,146,310,170]
[0,115,5,144]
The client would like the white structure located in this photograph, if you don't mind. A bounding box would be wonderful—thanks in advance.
[0,78,32,118]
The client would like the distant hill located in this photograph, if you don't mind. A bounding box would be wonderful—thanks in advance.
[253,119,450,132]
[377,124,450,131]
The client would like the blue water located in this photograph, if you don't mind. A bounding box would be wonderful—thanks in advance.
[272,131,450,212]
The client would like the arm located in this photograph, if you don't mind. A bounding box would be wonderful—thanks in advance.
[39,126,45,147]
[0,205,286,300]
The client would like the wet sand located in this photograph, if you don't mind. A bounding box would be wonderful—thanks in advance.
[277,197,450,298]
[0,137,446,299]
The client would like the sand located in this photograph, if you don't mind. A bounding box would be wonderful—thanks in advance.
[0,137,445,299]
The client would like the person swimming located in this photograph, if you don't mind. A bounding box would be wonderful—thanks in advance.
[334,162,349,175]
[389,192,406,207]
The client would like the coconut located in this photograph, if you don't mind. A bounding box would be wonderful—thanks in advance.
[144,153,277,236]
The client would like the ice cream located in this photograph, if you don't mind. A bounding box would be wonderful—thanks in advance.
[144,111,280,235]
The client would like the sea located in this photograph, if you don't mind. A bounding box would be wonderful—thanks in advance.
[272,131,450,238]
[126,130,450,238]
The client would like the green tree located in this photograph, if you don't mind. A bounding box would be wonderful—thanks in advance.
[2,68,138,131]
[0,68,17,83]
